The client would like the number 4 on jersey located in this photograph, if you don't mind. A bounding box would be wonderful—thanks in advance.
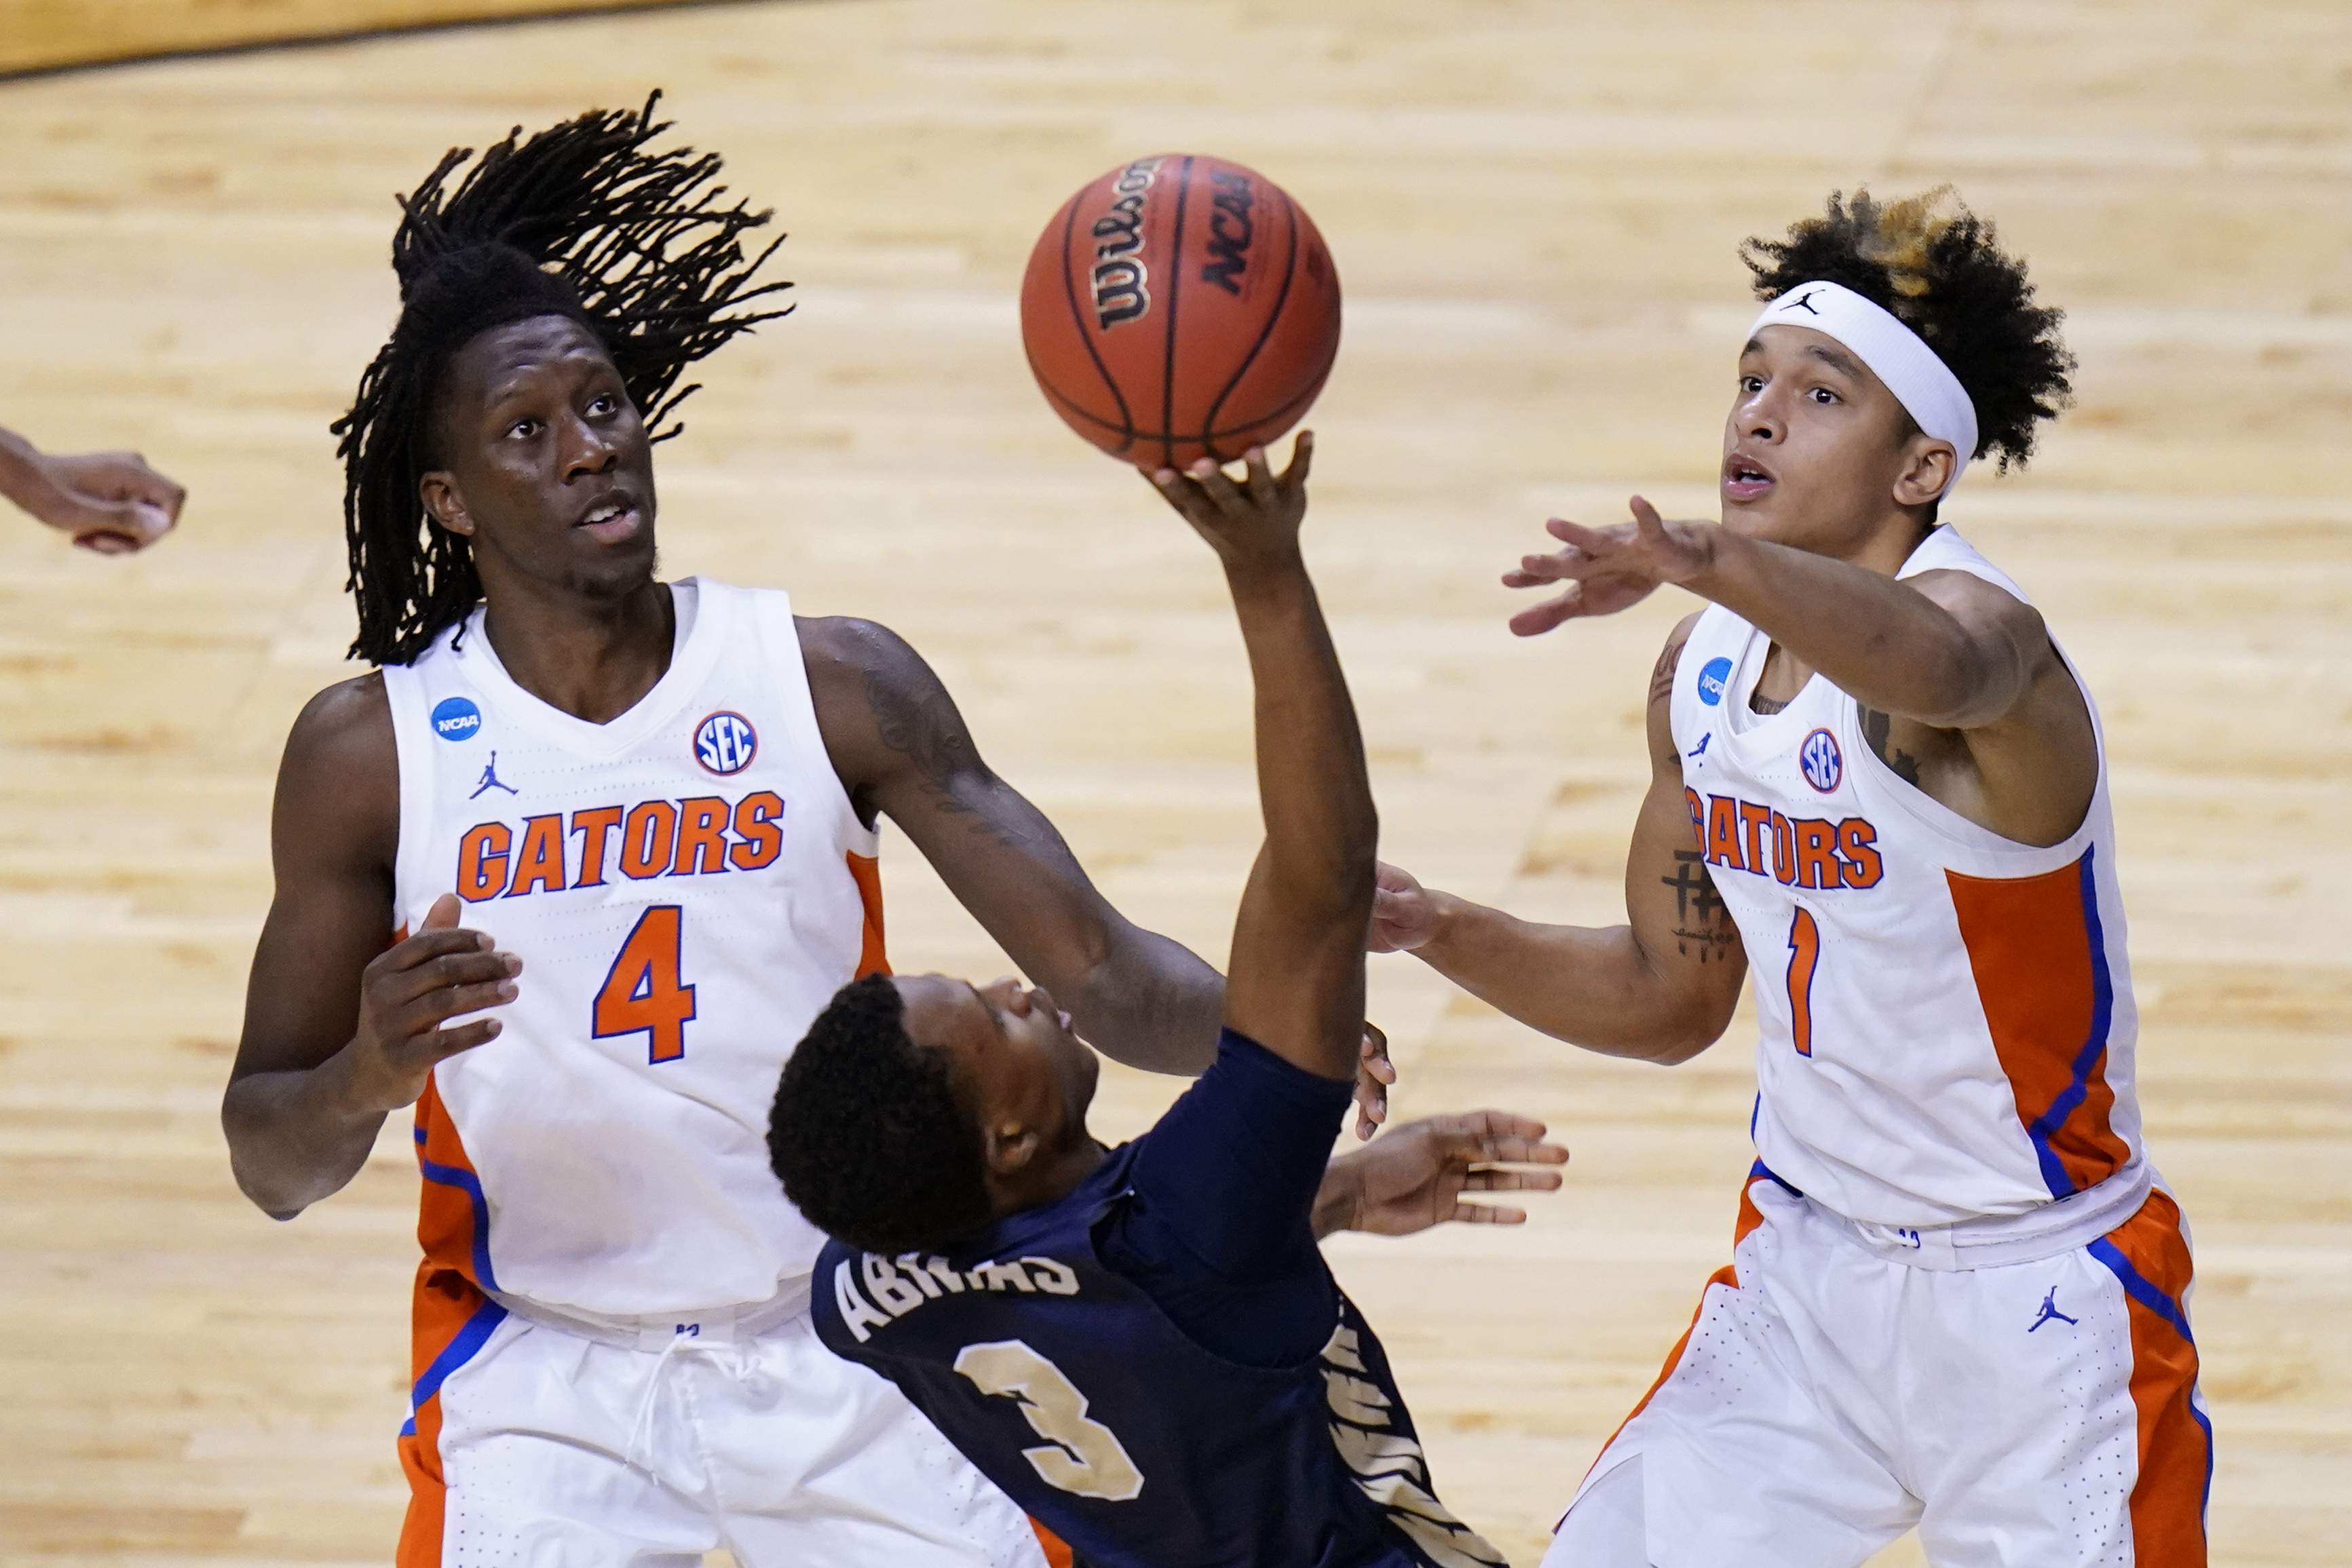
[594,905,697,1063]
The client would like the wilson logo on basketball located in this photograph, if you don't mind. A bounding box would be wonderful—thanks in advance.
[1023,152,1342,472]
[1200,170,1254,294]
[1090,157,1162,328]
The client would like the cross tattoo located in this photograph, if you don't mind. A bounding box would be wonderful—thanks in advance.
[1663,850,1725,923]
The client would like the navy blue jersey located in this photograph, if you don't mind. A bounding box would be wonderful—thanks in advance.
[813,1136,1506,1568]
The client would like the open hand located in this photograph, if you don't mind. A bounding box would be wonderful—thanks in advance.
[343,894,520,1113]
[1502,495,1711,636]
[21,448,184,554]
[1321,1110,1568,1237]
[1146,432,1312,571]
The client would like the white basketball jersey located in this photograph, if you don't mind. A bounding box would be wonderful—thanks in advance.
[1671,528,2144,1228]
[380,578,886,1318]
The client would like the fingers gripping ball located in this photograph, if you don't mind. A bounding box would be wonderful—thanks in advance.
[1021,154,1342,472]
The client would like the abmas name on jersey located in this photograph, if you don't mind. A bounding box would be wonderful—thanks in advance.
[833,1251,1082,1344]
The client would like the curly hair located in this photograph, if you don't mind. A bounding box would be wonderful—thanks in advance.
[333,90,791,665]
[769,974,993,1257]
[1741,187,2073,472]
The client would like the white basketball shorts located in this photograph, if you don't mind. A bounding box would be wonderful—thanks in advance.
[1544,1166,2211,1568]
[398,1294,1052,1568]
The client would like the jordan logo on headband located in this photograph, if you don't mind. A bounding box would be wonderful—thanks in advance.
[1753,280,1979,499]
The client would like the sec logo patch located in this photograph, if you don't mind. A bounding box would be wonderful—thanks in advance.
[431,696,482,742]
[1696,656,1733,707]
[1799,727,1843,793]
[694,711,758,776]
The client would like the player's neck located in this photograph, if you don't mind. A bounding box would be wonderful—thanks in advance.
[989,1136,1108,1222]
[1817,508,1936,579]
[479,577,677,725]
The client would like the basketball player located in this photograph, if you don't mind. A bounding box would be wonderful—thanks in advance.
[0,423,181,552]
[1372,191,2209,1567]
[775,436,1557,1568]
[219,100,1378,1566]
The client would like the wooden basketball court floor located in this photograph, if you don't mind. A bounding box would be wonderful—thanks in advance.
[0,1,2345,1562]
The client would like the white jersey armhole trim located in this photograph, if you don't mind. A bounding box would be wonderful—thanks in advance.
[741,588,881,860]
[378,659,439,934]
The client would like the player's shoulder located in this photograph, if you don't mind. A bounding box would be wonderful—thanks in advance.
[795,614,963,732]
[274,672,398,858]
[1648,611,1709,706]
[284,670,394,771]
[794,613,926,676]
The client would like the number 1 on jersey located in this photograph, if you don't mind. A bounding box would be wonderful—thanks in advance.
[1785,905,1819,1058]
[594,905,697,1064]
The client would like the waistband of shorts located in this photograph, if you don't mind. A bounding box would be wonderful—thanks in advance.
[1824,1160,2155,1271]
[490,1274,814,1352]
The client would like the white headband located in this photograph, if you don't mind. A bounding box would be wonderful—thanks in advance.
[1749,280,1978,499]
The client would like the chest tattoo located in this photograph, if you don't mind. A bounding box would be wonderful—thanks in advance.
[1858,706,1924,786]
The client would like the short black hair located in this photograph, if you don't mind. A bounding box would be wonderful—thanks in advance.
[334,90,791,666]
[769,974,992,1256]
[1743,188,2074,473]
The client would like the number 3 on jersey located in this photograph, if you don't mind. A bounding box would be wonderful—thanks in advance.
[954,1339,1145,1501]
[594,905,697,1063]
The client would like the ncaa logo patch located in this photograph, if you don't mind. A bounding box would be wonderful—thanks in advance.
[1696,656,1733,708]
[430,696,482,742]
[694,711,758,776]
[1799,727,1843,794]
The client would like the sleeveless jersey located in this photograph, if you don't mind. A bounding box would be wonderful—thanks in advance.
[813,1142,1506,1568]
[381,578,886,1318]
[1670,527,2144,1229]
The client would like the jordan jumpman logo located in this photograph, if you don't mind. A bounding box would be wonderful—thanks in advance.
[2028,1287,2079,1333]
[470,750,519,799]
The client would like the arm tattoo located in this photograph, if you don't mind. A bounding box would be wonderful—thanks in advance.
[1859,706,1923,786]
[1661,849,1739,963]
[1647,638,1684,705]
[862,659,1035,847]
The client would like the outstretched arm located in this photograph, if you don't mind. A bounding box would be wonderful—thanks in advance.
[0,425,182,553]
[1371,617,1747,1064]
[1506,498,2098,845]
[803,617,1225,1075]
[1505,497,2045,725]
[1150,433,1372,1082]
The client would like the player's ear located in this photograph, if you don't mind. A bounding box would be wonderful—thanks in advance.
[1892,436,1955,510]
[420,472,475,537]
[980,1120,1040,1179]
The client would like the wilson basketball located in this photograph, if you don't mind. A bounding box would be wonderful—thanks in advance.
[1020,154,1342,472]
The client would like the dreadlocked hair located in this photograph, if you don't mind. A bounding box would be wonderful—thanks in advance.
[1741,187,2073,473]
[333,90,791,665]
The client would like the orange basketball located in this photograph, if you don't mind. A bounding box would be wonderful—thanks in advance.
[1020,154,1342,472]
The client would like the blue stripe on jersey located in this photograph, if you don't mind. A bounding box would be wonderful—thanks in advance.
[402,1296,509,1436]
[2021,847,2119,1198]
[417,1126,500,1295]
[2087,1234,2215,1518]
